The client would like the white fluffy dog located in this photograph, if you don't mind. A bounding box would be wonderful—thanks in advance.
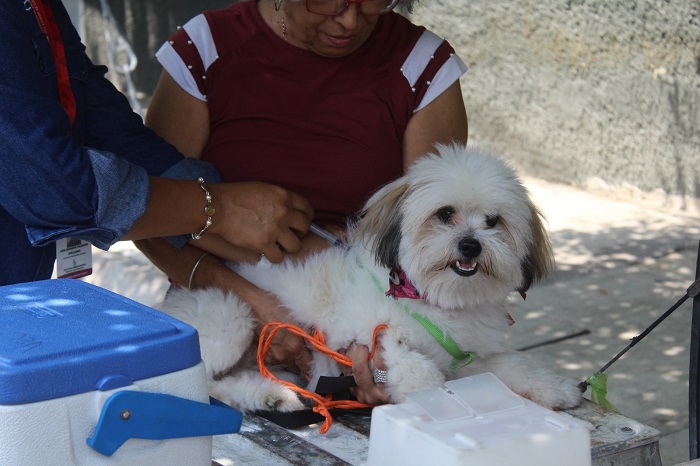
[158,143,582,414]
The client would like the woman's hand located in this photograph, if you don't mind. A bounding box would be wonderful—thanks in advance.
[285,222,346,260]
[342,342,391,405]
[124,179,313,262]
[249,286,313,375]
[213,182,314,263]
[196,221,347,264]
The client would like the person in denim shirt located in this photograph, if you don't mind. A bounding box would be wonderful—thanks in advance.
[0,0,314,286]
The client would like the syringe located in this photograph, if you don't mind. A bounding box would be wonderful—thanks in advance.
[310,223,350,250]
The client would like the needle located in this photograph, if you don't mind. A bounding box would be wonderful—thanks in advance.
[309,223,350,250]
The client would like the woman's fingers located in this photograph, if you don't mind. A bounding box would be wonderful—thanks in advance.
[344,343,391,405]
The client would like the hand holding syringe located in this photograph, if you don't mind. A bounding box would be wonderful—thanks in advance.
[309,223,350,250]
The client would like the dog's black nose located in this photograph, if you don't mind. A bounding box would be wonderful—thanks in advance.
[458,238,482,258]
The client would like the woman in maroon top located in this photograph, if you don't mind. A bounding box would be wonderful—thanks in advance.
[137,0,468,403]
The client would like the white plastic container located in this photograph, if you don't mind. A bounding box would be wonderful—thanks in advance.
[367,372,590,466]
[0,279,241,465]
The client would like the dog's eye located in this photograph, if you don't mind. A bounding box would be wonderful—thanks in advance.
[486,215,500,228]
[435,206,455,224]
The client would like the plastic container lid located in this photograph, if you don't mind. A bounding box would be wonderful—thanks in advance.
[0,279,201,405]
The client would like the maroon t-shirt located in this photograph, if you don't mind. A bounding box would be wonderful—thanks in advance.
[158,0,465,224]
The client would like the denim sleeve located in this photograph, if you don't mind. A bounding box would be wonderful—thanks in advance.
[0,1,220,251]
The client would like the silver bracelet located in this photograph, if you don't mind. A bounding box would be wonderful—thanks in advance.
[191,177,215,240]
[188,252,211,291]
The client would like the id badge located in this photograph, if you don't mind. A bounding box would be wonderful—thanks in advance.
[56,238,93,279]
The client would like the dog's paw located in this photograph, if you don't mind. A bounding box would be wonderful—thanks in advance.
[210,373,305,412]
[260,384,306,412]
[472,353,582,411]
[525,376,582,410]
[384,358,446,403]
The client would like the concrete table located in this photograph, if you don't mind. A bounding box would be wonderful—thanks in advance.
[211,399,661,465]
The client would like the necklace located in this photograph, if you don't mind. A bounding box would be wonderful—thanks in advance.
[274,0,288,41]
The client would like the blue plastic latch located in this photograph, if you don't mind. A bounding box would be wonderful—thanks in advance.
[86,391,243,456]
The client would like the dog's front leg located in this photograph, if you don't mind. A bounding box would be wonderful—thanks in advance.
[211,369,305,412]
[307,352,343,392]
[380,337,446,403]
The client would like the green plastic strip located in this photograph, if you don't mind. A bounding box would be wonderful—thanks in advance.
[587,372,621,413]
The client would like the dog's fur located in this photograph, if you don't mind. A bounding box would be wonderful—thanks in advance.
[158,144,582,413]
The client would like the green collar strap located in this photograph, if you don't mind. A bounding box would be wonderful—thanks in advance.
[368,269,478,370]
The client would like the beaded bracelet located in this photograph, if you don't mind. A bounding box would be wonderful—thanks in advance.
[191,178,215,240]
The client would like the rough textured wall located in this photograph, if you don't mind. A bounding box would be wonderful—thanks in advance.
[411,0,699,206]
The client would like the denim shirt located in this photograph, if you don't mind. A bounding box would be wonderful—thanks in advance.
[0,0,220,285]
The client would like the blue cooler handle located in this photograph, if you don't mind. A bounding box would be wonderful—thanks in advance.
[86,391,243,456]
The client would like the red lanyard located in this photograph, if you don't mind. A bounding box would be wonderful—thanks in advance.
[28,0,76,127]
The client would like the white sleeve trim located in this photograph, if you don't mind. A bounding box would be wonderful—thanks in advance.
[400,30,468,112]
[154,14,219,102]
[415,54,468,112]
[156,43,207,101]
[401,30,444,88]
[184,14,219,71]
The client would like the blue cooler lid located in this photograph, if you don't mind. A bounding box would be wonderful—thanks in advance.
[0,279,201,405]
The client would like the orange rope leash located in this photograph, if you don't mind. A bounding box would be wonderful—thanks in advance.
[257,322,388,433]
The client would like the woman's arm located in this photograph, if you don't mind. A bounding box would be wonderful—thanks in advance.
[402,80,469,169]
[145,71,210,159]
[125,177,312,262]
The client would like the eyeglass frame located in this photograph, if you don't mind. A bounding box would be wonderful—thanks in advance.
[305,0,403,16]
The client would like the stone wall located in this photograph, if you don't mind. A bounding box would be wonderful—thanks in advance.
[82,0,700,208]
[411,0,699,209]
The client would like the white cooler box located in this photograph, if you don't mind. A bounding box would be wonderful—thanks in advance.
[368,372,591,466]
[0,279,242,465]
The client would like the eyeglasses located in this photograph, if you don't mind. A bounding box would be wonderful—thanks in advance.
[306,0,402,16]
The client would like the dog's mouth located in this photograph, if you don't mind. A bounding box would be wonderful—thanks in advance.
[450,259,478,277]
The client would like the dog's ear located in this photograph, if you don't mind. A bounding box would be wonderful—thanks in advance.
[356,178,409,270]
[518,205,555,293]
[374,214,403,269]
